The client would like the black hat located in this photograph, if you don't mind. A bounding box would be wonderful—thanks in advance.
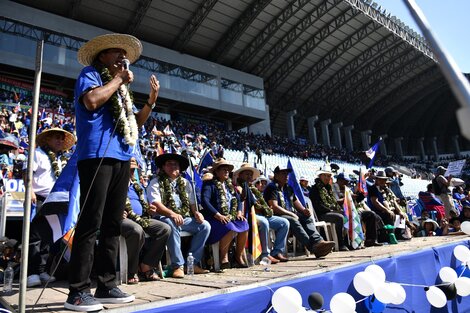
[273,166,293,174]
[155,153,189,171]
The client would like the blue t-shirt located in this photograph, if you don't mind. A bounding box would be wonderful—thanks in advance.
[74,66,133,161]
[128,184,143,216]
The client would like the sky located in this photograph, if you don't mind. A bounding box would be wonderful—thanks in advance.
[374,0,470,73]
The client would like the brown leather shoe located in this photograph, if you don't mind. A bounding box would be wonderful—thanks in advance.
[194,265,209,274]
[273,253,289,262]
[172,267,185,278]
[267,255,280,264]
[312,240,335,258]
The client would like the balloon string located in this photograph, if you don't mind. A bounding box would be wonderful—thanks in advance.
[387,281,452,288]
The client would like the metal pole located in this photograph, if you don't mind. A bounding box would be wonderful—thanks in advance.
[19,40,43,313]
[403,0,470,140]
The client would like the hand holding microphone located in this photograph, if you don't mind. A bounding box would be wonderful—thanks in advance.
[119,58,134,84]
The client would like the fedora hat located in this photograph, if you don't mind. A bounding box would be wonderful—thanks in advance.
[155,153,189,171]
[233,163,260,182]
[273,166,292,174]
[37,128,75,151]
[375,170,389,180]
[77,33,143,66]
[316,165,332,176]
[253,175,268,185]
[210,158,234,173]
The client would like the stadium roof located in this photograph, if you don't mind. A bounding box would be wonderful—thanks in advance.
[7,0,467,147]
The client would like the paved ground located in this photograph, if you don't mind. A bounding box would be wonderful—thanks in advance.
[1,235,469,312]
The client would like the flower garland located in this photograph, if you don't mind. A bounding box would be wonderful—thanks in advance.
[99,66,138,146]
[158,173,191,217]
[214,178,238,220]
[125,178,151,228]
[314,178,340,211]
[250,186,273,217]
[276,183,287,210]
[45,148,61,178]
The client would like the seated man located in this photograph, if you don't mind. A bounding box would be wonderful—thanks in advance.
[310,168,349,251]
[148,153,211,278]
[263,166,335,258]
[234,163,289,263]
[121,158,170,283]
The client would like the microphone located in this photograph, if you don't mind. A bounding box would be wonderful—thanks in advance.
[308,292,324,311]
[122,59,130,70]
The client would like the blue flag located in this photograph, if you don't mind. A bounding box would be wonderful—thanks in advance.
[40,108,47,120]
[183,162,203,205]
[287,159,307,207]
[40,151,80,243]
[365,138,382,169]
[197,148,213,175]
[132,139,145,170]
[57,105,65,115]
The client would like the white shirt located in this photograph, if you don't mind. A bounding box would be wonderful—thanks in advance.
[147,175,196,209]
[26,147,61,197]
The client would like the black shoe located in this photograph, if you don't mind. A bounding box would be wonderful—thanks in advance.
[94,287,135,304]
[64,291,103,312]
[364,240,384,247]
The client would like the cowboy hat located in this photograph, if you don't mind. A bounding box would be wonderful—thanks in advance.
[77,33,143,66]
[273,166,292,174]
[375,170,389,180]
[316,165,332,176]
[210,158,234,173]
[299,176,309,181]
[253,175,268,185]
[37,128,75,151]
[155,153,189,171]
[233,163,260,182]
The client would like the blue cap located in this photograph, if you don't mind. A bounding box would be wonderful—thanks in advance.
[336,173,351,181]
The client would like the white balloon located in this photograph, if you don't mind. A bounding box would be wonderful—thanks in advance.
[272,286,303,313]
[426,286,447,308]
[296,307,308,313]
[454,245,470,263]
[330,293,356,313]
[439,267,458,283]
[455,277,470,297]
[364,264,386,283]
[389,282,406,305]
[461,222,470,235]
[375,282,396,304]
[353,271,376,296]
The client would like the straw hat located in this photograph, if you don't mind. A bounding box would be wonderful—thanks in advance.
[37,128,75,151]
[233,163,260,182]
[155,153,189,171]
[0,134,19,150]
[210,158,234,173]
[375,170,389,180]
[77,34,143,66]
[253,175,268,185]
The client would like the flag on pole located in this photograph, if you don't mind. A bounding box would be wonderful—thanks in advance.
[357,167,368,196]
[40,108,47,120]
[243,183,262,260]
[365,138,382,168]
[287,159,307,207]
[163,125,175,136]
[343,187,364,249]
[197,148,213,175]
[41,151,80,243]
[57,105,65,116]
[183,160,203,204]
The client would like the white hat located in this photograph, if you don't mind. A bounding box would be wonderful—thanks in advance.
[233,163,260,182]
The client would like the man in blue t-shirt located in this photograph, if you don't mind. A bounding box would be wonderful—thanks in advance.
[65,33,160,312]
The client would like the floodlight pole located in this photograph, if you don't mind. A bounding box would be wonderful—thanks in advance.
[19,40,43,313]
[403,0,470,140]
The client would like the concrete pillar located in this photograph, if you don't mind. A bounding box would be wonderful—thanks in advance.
[361,130,372,151]
[453,135,461,158]
[332,122,343,149]
[418,137,426,161]
[394,137,404,158]
[320,119,332,147]
[432,137,439,161]
[227,120,233,131]
[286,110,297,140]
[343,125,354,152]
[307,115,319,145]
[379,135,388,157]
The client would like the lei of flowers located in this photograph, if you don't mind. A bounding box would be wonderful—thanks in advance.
[214,178,238,220]
[158,173,191,217]
[250,186,273,217]
[99,66,138,146]
[45,148,61,178]
[315,179,339,211]
[276,183,287,210]
[125,178,150,228]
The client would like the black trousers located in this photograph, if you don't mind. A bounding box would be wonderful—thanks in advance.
[28,214,52,275]
[361,210,383,241]
[318,212,346,247]
[69,158,130,293]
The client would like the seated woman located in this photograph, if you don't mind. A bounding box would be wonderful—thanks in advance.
[201,158,249,269]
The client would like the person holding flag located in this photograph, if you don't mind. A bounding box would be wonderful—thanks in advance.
[147,153,210,278]
[309,167,349,251]
[24,128,75,287]
[263,166,335,258]
[233,163,289,264]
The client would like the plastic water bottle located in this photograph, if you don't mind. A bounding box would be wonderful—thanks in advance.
[3,263,14,294]
[187,253,194,276]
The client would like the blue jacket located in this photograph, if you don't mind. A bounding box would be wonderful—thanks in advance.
[201,180,242,217]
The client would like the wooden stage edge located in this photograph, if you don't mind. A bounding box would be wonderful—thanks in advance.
[1,235,469,313]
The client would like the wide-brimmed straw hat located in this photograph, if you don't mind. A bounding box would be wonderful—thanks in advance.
[375,170,389,180]
[77,34,143,66]
[155,153,189,171]
[37,128,75,151]
[253,175,268,185]
[0,134,19,150]
[233,163,260,182]
[210,158,234,173]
